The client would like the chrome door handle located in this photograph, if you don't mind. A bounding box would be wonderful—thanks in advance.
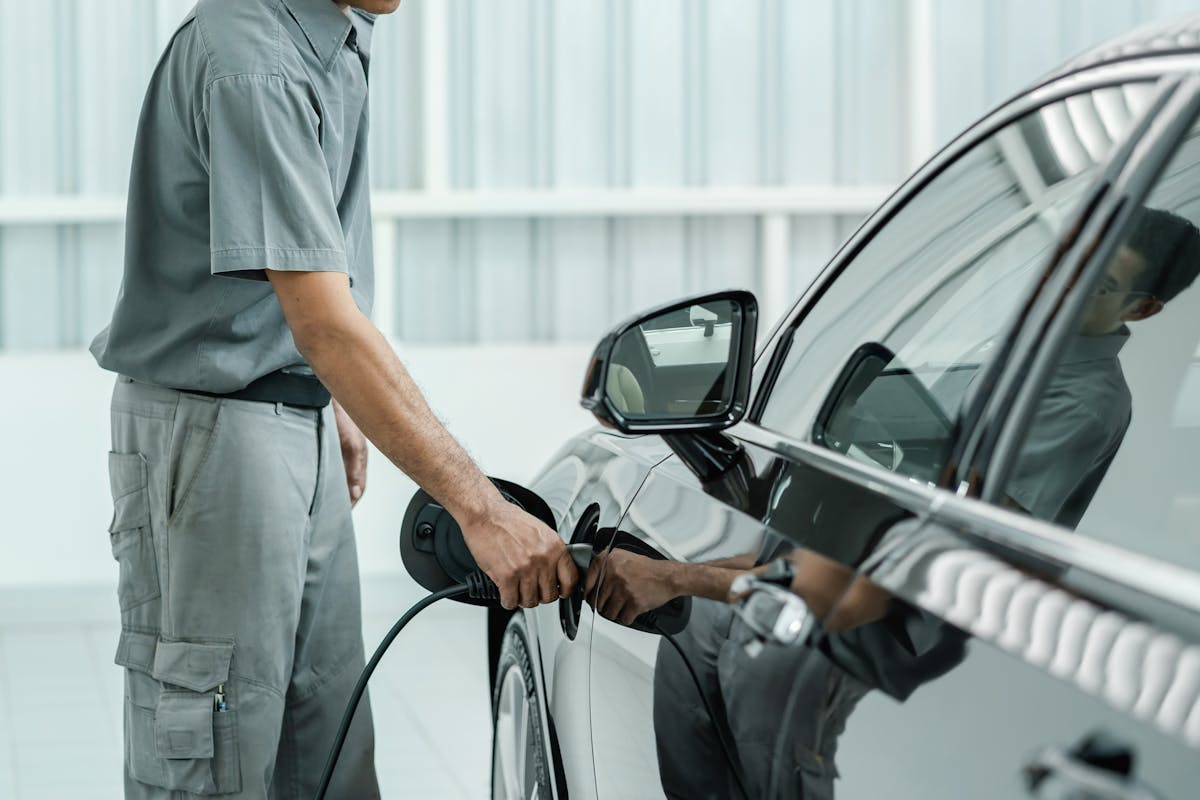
[1024,732,1163,800]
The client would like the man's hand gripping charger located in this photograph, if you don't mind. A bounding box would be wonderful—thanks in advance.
[400,477,593,603]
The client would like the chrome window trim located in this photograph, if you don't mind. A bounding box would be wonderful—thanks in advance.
[729,420,1200,620]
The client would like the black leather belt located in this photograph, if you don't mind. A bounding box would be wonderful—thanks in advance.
[187,369,331,409]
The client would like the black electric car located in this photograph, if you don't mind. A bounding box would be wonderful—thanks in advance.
[487,16,1200,799]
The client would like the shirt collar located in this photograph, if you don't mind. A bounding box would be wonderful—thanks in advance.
[1062,325,1130,364]
[282,0,360,71]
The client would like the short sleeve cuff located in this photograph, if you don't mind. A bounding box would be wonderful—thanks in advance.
[211,246,348,281]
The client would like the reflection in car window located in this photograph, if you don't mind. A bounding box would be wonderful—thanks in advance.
[760,83,1157,484]
[996,113,1200,570]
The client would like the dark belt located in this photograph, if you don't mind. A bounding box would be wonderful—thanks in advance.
[187,369,331,409]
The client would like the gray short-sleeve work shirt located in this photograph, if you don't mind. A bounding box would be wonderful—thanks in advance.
[1004,327,1133,528]
[90,0,375,392]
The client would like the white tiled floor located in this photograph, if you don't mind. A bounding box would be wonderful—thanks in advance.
[0,574,492,799]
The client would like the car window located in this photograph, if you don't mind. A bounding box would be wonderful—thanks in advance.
[994,109,1200,570]
[759,83,1157,485]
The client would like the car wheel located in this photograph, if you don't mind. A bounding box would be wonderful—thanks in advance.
[492,615,554,800]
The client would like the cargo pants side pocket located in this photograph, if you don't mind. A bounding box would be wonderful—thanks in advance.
[117,633,242,795]
[107,451,160,630]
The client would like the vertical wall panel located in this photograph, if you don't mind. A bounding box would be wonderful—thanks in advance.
[553,3,611,187]
[1,229,63,349]
[836,0,908,185]
[77,225,123,348]
[550,219,613,342]
[703,1,762,185]
[76,2,155,195]
[368,2,424,190]
[74,3,155,346]
[628,0,686,186]
[933,0,988,144]
[985,0,1063,105]
[1152,0,1200,17]
[1058,0,1143,57]
[447,0,476,188]
[625,218,688,313]
[397,221,476,342]
[789,218,840,299]
[1,2,66,349]
[686,217,757,294]
[475,221,536,341]
[780,0,837,184]
[2,1,1199,351]
[472,0,539,188]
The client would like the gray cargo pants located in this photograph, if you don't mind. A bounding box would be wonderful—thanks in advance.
[105,376,380,798]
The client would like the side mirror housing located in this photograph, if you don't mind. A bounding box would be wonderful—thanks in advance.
[580,290,758,434]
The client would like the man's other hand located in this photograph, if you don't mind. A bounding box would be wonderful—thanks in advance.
[460,500,579,610]
[333,399,368,507]
[585,549,680,626]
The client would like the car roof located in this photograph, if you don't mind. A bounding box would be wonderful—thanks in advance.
[1044,12,1200,85]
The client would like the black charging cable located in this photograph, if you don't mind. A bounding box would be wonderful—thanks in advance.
[315,582,469,799]
[316,545,592,799]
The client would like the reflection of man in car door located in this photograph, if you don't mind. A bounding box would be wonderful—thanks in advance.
[1003,207,1200,527]
[587,527,964,799]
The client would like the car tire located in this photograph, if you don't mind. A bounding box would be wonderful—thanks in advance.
[491,614,554,800]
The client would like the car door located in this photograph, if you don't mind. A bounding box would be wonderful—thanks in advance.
[582,69,1173,798]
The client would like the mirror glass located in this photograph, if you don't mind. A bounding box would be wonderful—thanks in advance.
[607,299,740,422]
[814,343,955,484]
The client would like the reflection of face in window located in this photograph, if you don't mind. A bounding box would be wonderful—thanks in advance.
[1081,206,1200,336]
[1078,244,1159,336]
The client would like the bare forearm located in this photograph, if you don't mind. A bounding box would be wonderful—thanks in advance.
[269,269,574,609]
[663,551,889,631]
[700,553,759,571]
[298,307,502,526]
[660,560,742,602]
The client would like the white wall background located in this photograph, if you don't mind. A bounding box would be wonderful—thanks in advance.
[0,0,1197,588]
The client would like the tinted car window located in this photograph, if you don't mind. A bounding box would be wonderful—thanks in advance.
[760,84,1156,484]
[995,110,1200,569]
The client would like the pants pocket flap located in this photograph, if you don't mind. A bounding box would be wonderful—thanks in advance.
[152,640,234,693]
[114,629,158,673]
[108,451,150,532]
[154,692,215,759]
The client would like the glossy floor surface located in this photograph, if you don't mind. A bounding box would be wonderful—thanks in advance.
[0,574,491,799]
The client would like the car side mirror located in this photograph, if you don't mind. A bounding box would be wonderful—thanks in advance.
[580,290,758,434]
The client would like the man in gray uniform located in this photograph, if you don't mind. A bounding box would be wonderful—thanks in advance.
[90,1,579,797]
[1003,206,1200,527]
